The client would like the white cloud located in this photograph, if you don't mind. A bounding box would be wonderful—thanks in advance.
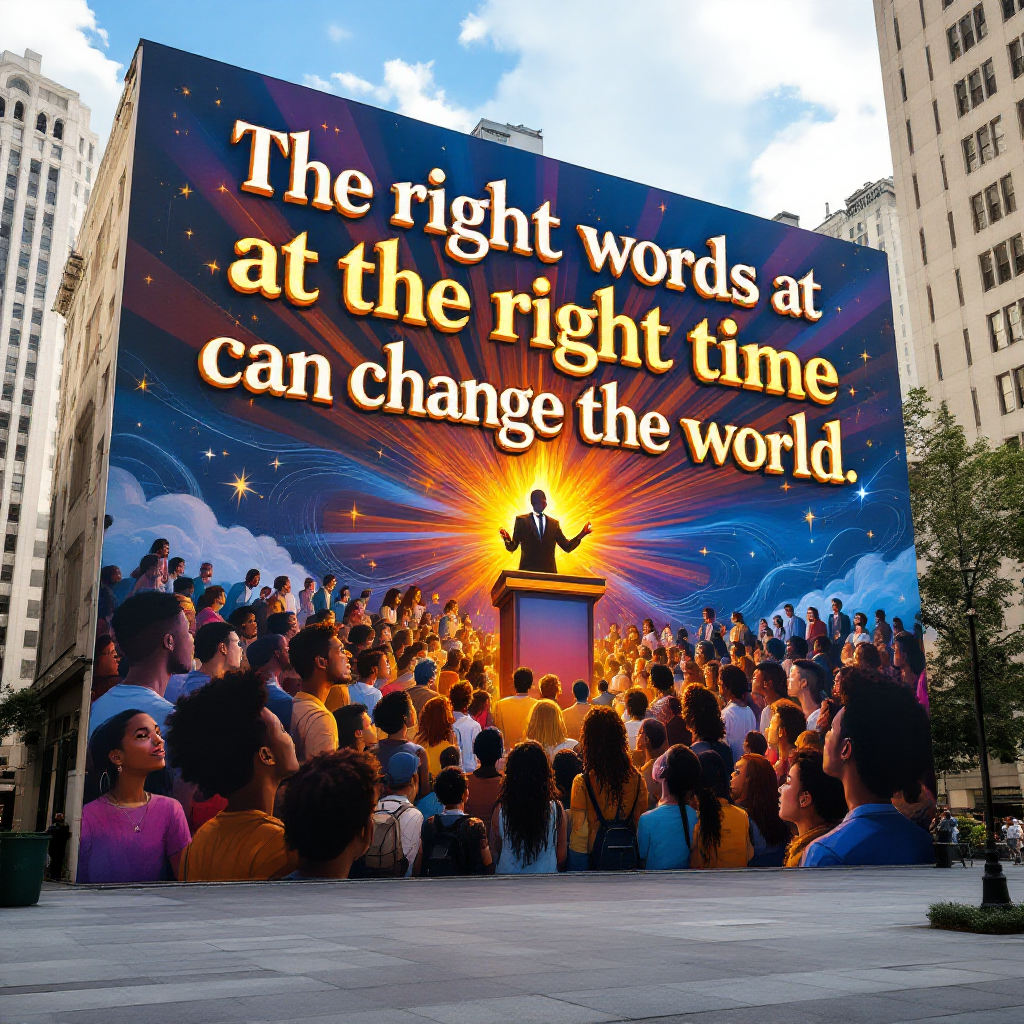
[0,0,123,146]
[432,0,889,226]
[458,13,488,46]
[308,58,474,132]
[103,466,309,590]
[777,546,921,624]
[327,24,351,43]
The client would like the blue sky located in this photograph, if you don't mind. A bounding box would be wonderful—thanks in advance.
[4,0,894,226]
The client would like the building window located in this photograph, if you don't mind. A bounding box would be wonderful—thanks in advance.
[935,343,944,380]
[957,268,966,305]
[941,154,950,189]
[934,99,942,133]
[1004,0,1023,20]
[999,371,1017,411]
[13,100,23,121]
[949,211,958,247]
[970,67,985,106]
[972,191,988,230]
[907,118,915,153]
[900,67,908,102]
[965,327,973,364]
[1003,173,1017,212]
[990,308,1010,348]
[984,58,998,96]
[955,78,970,115]
[996,240,1013,282]
[913,173,921,208]
[895,14,902,50]
[949,24,963,61]
[1011,37,1024,77]
[982,251,997,289]
[963,133,979,172]
[928,285,936,322]
[927,44,935,80]
[972,388,982,429]
[1008,301,1024,344]
[921,228,929,265]
[988,182,1004,224]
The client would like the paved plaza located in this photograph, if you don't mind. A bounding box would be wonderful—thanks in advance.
[2,865,1023,1024]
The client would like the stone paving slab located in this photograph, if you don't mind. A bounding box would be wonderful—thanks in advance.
[1,865,1023,1024]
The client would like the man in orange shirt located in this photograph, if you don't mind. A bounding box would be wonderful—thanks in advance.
[492,666,538,750]
[561,680,592,741]
[167,671,300,880]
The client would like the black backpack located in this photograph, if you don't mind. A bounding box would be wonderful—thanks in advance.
[421,815,474,876]
[584,773,640,871]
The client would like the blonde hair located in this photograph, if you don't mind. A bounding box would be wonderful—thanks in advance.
[794,729,823,752]
[525,699,568,750]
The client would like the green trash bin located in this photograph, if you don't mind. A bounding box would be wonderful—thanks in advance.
[0,832,51,907]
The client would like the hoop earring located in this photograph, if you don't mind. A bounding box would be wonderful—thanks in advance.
[99,770,111,795]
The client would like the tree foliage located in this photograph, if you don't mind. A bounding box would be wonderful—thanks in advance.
[0,684,43,742]
[903,389,1024,773]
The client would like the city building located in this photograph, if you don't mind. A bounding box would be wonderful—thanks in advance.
[0,49,98,828]
[813,177,921,396]
[470,119,544,154]
[874,0,1024,814]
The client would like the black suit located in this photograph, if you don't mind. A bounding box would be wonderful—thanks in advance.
[504,513,584,574]
[827,611,852,663]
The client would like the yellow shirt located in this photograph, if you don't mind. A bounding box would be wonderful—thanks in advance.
[691,800,754,869]
[423,740,452,778]
[325,684,350,711]
[561,701,591,741]
[290,691,338,762]
[178,809,297,881]
[569,769,647,854]
[493,695,537,749]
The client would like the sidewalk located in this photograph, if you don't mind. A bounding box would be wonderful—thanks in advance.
[3,865,1023,1024]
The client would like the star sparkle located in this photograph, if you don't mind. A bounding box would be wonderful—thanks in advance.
[227,470,253,505]
[270,457,282,471]
[180,184,192,198]
[143,275,153,286]
[804,509,816,532]
[205,260,220,274]
[202,449,215,461]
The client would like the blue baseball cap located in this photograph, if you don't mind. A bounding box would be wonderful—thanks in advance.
[386,750,420,786]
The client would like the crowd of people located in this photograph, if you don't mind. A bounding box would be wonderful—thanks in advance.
[73,544,938,883]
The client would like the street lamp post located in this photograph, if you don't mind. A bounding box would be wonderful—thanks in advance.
[966,606,1011,907]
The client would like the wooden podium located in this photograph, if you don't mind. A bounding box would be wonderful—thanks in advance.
[490,570,606,707]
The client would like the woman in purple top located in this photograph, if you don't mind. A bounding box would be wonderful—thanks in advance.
[79,710,191,883]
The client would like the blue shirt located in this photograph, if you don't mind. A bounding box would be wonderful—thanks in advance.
[264,680,293,731]
[88,684,175,738]
[783,615,807,641]
[165,670,212,705]
[801,804,934,867]
[312,588,334,614]
[347,680,382,714]
[637,803,697,870]
[416,791,444,818]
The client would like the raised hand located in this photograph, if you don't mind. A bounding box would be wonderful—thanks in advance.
[499,528,512,543]
[582,521,593,536]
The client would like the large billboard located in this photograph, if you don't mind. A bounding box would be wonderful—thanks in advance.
[77,41,929,882]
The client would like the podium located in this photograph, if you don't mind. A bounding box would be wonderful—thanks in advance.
[490,571,606,707]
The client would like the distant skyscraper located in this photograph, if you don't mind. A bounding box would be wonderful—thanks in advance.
[813,176,921,396]
[0,49,98,820]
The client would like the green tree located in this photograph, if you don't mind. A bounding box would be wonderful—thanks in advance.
[903,388,1024,773]
[0,684,43,744]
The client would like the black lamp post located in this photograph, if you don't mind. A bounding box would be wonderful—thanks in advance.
[966,606,1011,907]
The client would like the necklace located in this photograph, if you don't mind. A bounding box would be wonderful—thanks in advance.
[107,792,151,832]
